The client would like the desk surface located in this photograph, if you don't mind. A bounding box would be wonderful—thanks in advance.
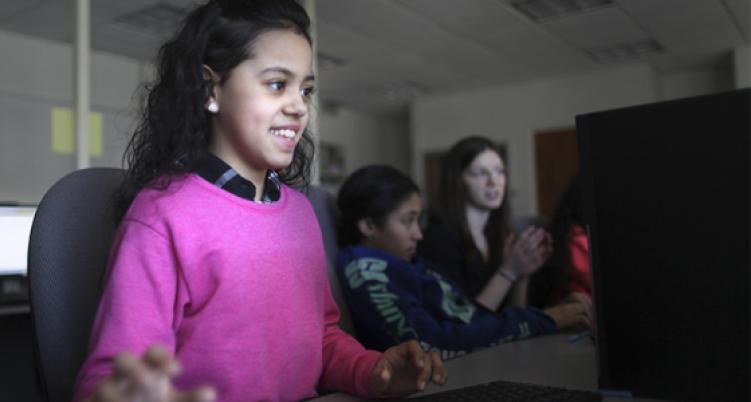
[313,334,664,402]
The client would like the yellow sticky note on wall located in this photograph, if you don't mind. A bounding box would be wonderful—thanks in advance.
[89,112,103,157]
[51,107,104,156]
[51,107,74,154]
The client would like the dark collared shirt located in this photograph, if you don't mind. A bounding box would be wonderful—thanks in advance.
[195,152,281,203]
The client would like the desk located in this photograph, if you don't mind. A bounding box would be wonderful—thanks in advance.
[313,334,664,401]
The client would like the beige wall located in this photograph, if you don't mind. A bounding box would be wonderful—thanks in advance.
[0,30,410,203]
[409,62,734,218]
[0,28,738,208]
[318,107,409,177]
[0,30,141,203]
[735,45,750,89]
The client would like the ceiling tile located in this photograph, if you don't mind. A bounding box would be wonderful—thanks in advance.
[318,0,462,58]
[0,0,46,23]
[0,1,75,43]
[615,0,747,54]
[542,6,649,49]
[392,0,528,34]
[723,0,750,41]
[90,0,161,21]
[0,0,744,115]
[91,22,162,61]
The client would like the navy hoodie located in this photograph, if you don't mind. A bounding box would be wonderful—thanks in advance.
[336,246,556,360]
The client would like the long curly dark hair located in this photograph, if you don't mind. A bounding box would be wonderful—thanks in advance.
[116,0,314,220]
[434,136,511,276]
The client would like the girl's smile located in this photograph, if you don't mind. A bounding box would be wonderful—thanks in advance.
[269,124,301,151]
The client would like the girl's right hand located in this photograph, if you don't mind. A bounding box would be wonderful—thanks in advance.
[83,345,216,402]
[368,340,447,398]
[543,292,593,331]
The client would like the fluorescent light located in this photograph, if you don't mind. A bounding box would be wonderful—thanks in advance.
[510,0,613,22]
[585,40,663,63]
[115,3,188,35]
[379,82,429,102]
[318,52,345,71]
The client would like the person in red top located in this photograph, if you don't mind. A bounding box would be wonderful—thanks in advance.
[564,224,591,298]
[529,174,592,308]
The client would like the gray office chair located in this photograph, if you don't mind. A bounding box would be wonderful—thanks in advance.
[28,168,125,402]
[304,185,356,336]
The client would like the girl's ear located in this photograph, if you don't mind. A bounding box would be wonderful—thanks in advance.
[203,65,220,112]
[202,64,219,84]
[357,218,377,238]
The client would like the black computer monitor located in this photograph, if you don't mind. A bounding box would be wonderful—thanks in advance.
[576,89,750,402]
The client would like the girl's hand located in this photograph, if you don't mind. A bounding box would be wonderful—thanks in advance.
[561,291,592,308]
[368,340,447,398]
[84,345,216,402]
[543,293,593,331]
[503,227,553,278]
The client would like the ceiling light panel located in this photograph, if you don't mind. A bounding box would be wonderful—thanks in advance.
[115,3,187,35]
[510,0,613,22]
[614,0,747,53]
[378,81,429,102]
[317,52,345,71]
[585,39,663,63]
[542,6,649,49]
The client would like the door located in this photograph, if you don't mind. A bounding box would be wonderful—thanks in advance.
[534,128,578,218]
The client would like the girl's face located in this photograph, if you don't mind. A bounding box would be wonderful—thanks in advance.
[462,149,506,211]
[209,29,314,182]
[362,193,423,262]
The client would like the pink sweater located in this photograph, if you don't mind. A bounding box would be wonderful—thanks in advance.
[73,174,381,402]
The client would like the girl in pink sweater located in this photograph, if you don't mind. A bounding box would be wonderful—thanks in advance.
[74,1,445,401]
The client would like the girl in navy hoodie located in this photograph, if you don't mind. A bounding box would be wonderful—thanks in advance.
[336,165,591,360]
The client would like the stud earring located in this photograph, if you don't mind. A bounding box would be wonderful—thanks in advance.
[207,100,219,114]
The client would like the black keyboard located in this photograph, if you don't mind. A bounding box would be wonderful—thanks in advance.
[408,379,603,402]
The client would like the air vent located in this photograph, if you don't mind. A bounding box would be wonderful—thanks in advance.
[510,0,613,22]
[585,39,663,63]
[318,52,345,71]
[379,82,429,102]
[115,3,188,35]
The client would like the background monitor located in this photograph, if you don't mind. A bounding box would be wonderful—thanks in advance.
[576,89,749,402]
[0,205,37,276]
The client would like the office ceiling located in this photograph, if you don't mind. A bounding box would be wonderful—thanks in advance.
[0,0,748,115]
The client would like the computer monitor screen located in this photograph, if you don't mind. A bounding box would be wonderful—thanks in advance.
[0,205,36,276]
[577,89,749,402]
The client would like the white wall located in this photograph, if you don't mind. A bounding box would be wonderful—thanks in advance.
[656,65,734,101]
[0,30,410,203]
[318,106,410,176]
[0,30,142,203]
[409,62,733,218]
[734,45,750,88]
[2,27,735,207]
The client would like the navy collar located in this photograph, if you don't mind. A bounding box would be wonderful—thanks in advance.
[195,152,281,203]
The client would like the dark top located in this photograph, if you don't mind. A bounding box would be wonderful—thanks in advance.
[419,218,495,299]
[336,245,556,360]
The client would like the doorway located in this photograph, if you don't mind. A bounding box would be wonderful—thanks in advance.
[534,128,578,218]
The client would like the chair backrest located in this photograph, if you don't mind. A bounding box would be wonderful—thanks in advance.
[304,185,356,336]
[28,168,124,402]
